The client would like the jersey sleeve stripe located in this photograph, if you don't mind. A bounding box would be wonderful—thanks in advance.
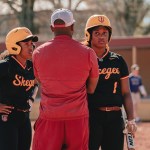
[120,75,129,80]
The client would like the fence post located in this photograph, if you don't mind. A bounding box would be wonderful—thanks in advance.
[132,46,137,64]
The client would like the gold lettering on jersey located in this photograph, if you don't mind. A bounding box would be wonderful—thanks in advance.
[99,68,120,79]
[13,74,34,90]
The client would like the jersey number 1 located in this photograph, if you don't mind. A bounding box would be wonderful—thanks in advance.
[113,82,117,93]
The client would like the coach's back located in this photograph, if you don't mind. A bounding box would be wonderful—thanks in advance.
[32,9,99,120]
[33,35,98,119]
[32,8,99,150]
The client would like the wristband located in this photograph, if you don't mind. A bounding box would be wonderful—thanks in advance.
[127,119,136,124]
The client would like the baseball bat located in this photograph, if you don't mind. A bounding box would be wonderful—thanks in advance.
[121,107,135,150]
[126,133,135,150]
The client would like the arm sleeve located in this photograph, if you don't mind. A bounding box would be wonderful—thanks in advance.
[89,48,99,78]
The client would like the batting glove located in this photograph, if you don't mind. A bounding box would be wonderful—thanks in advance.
[126,119,137,136]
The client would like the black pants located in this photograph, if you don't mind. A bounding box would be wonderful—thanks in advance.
[0,110,31,150]
[89,110,124,150]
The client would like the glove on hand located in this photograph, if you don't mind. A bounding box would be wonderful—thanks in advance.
[125,119,137,137]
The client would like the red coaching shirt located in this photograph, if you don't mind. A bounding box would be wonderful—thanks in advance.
[33,35,99,120]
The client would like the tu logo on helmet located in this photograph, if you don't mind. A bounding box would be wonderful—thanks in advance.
[98,16,105,23]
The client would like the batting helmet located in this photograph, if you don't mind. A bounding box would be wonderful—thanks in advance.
[85,15,112,42]
[5,27,38,55]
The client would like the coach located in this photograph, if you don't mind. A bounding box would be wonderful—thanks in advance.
[32,8,99,150]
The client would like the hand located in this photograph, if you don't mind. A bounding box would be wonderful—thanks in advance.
[0,103,14,114]
[126,119,137,137]
[27,99,33,112]
[143,93,147,98]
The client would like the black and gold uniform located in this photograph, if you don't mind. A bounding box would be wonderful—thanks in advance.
[85,14,135,150]
[0,56,35,150]
[88,51,129,108]
[88,50,129,150]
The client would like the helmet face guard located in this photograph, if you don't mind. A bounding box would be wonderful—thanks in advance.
[6,27,38,55]
[85,15,112,42]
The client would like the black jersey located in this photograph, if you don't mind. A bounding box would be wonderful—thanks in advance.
[0,55,35,109]
[88,51,129,109]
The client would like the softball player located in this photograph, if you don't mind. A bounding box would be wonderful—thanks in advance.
[83,15,137,150]
[0,27,38,150]
[129,64,147,122]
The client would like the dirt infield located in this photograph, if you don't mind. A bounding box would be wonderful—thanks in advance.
[124,122,150,150]
[31,121,150,150]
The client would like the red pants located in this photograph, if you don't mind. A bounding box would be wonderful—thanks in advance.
[32,117,89,150]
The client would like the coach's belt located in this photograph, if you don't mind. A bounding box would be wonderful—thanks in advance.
[16,108,30,112]
[98,106,121,112]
